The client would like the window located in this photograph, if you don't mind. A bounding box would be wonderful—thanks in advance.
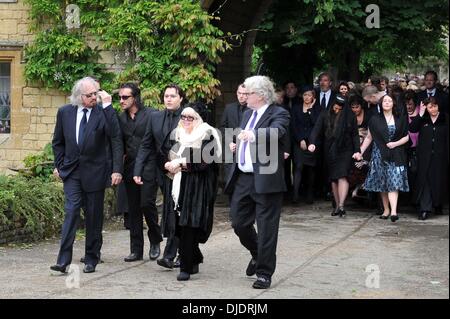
[0,62,11,133]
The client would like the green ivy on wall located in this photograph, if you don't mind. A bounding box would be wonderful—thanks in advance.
[24,0,230,106]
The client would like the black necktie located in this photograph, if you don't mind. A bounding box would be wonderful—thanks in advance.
[428,92,433,97]
[78,108,88,146]
[321,94,326,109]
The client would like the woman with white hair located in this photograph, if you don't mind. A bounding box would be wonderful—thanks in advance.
[164,102,221,281]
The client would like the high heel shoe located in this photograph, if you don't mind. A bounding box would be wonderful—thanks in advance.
[338,207,346,217]
[331,207,340,216]
[379,214,389,219]
[390,214,399,222]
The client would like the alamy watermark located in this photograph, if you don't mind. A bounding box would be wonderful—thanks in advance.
[365,4,380,29]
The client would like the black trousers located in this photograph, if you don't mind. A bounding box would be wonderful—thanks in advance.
[178,226,204,273]
[125,181,162,256]
[293,163,315,201]
[229,172,283,279]
[419,179,433,213]
[57,169,104,266]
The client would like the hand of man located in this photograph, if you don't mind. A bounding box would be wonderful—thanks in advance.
[300,140,307,150]
[98,90,112,107]
[308,144,316,153]
[229,142,236,153]
[111,172,122,186]
[284,152,290,160]
[237,130,255,143]
[53,168,60,179]
[133,176,143,185]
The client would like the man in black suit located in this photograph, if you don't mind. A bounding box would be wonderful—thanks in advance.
[50,77,123,274]
[417,70,449,114]
[225,75,290,289]
[314,72,336,200]
[220,83,248,181]
[314,72,336,110]
[118,83,163,263]
[134,84,184,269]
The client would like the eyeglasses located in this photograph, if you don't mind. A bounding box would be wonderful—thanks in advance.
[119,95,132,100]
[82,92,98,98]
[181,115,196,122]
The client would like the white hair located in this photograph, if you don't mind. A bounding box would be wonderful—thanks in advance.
[69,77,99,106]
[243,75,276,104]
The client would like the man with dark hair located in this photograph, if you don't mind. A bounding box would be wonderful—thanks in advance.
[417,70,449,114]
[314,72,336,110]
[50,77,123,274]
[220,83,248,181]
[134,83,185,269]
[118,82,163,262]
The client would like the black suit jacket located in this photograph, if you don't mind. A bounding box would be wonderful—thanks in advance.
[119,107,156,182]
[224,104,290,194]
[417,89,449,114]
[314,90,337,110]
[134,108,183,177]
[220,101,247,141]
[52,104,124,192]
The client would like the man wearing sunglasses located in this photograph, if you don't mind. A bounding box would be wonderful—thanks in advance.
[134,83,185,269]
[50,77,123,274]
[117,83,163,263]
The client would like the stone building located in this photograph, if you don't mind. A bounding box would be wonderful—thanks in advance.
[0,0,273,173]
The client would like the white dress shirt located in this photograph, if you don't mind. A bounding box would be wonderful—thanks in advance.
[238,104,270,173]
[320,90,332,108]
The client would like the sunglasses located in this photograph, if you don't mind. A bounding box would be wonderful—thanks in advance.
[82,92,98,98]
[181,115,196,122]
[119,95,132,100]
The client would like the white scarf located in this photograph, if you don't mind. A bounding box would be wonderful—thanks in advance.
[171,122,222,211]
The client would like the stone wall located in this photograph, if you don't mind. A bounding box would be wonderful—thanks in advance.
[0,1,121,174]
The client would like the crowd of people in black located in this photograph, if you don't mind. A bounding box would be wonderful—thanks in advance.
[48,70,448,290]
[265,71,448,222]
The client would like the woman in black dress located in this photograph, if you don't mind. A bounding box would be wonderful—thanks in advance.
[165,103,221,281]
[308,95,361,216]
[291,85,320,204]
[409,97,449,220]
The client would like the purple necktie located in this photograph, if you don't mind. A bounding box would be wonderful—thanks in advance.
[240,111,258,165]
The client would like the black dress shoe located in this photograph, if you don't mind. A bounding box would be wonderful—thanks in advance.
[390,214,399,222]
[177,271,190,281]
[379,214,389,220]
[418,211,429,220]
[173,255,181,268]
[252,276,271,289]
[246,258,257,276]
[149,243,161,261]
[80,256,104,264]
[50,264,67,273]
[338,207,346,217]
[83,264,96,273]
[124,253,143,262]
[157,258,174,269]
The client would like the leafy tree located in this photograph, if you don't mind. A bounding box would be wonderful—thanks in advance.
[24,0,230,107]
[255,0,449,84]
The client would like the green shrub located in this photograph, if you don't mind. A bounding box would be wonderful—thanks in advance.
[0,175,65,240]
